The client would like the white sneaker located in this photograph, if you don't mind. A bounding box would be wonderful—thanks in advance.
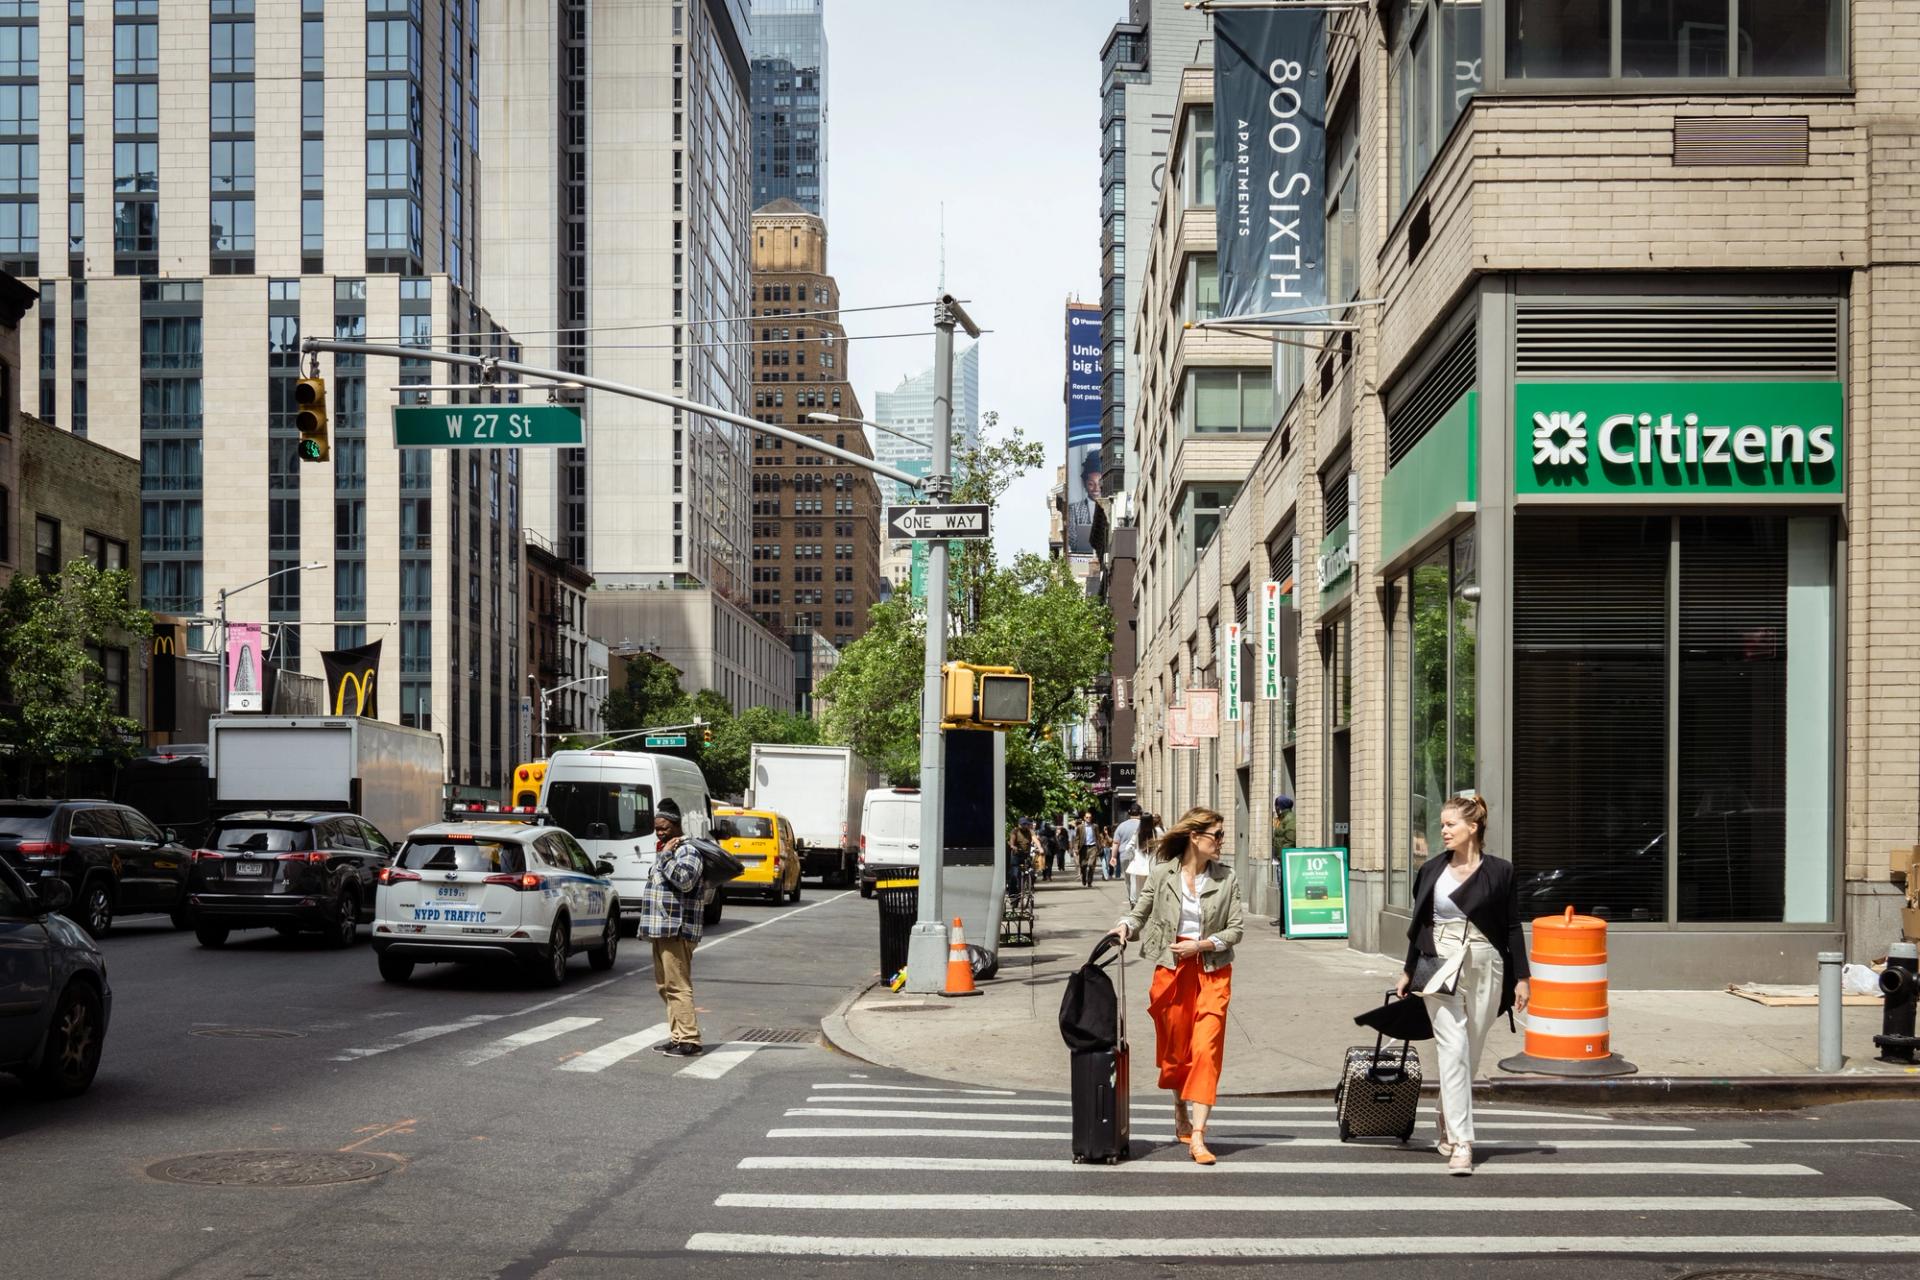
[1448,1144,1473,1176]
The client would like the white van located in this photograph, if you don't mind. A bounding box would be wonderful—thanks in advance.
[539,750,717,934]
[858,786,922,898]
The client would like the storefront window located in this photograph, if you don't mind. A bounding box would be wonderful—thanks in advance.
[1390,529,1478,906]
[1325,612,1353,848]
[1410,547,1449,868]
[1450,531,1478,797]
[1505,0,1846,83]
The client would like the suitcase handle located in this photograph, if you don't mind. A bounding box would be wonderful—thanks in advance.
[1372,990,1414,1074]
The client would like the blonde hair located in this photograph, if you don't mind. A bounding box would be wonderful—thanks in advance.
[1441,793,1489,856]
[1156,806,1225,863]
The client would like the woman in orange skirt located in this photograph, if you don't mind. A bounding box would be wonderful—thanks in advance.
[1111,806,1244,1164]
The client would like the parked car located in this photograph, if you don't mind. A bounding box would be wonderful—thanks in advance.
[184,811,396,949]
[857,787,922,898]
[713,807,802,904]
[0,799,192,937]
[372,813,619,987]
[0,857,112,1097]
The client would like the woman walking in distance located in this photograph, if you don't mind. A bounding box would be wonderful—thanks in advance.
[1396,794,1530,1175]
[1110,807,1244,1165]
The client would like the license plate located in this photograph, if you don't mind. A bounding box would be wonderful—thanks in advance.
[233,861,265,877]
[435,885,468,900]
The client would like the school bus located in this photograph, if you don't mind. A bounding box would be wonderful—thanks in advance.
[510,760,548,809]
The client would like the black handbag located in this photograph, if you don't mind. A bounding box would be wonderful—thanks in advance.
[1059,935,1124,1053]
[683,835,746,885]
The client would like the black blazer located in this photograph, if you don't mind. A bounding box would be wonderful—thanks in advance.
[1403,853,1531,1019]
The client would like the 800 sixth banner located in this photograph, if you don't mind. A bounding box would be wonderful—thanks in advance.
[1214,7,1329,322]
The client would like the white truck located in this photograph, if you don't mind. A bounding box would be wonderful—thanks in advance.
[208,716,444,843]
[746,744,878,887]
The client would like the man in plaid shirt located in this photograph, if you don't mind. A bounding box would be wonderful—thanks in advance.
[641,798,708,1056]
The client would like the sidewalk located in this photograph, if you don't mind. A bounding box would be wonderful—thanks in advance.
[824,875,1920,1104]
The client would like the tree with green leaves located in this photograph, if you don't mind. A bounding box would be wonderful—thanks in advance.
[595,658,819,800]
[0,559,152,792]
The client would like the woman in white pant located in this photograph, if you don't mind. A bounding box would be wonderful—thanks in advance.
[1395,794,1530,1175]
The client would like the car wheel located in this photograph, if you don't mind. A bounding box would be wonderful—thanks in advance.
[169,907,192,931]
[29,981,105,1098]
[532,918,570,988]
[788,878,803,904]
[325,892,359,949]
[588,914,618,971]
[79,878,113,938]
[195,923,230,948]
[377,952,414,984]
[702,892,724,928]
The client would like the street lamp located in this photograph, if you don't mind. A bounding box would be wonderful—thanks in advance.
[215,561,326,661]
[539,674,607,759]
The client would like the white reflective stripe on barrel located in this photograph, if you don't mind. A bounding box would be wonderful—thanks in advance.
[1524,1012,1611,1038]
[1528,959,1609,984]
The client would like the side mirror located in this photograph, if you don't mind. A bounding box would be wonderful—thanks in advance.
[587,822,609,840]
[35,880,73,915]
[594,859,615,877]
[163,828,178,844]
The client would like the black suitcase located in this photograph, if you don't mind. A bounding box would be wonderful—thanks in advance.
[1069,939,1130,1164]
[1334,1020,1423,1143]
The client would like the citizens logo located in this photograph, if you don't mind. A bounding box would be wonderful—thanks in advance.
[1532,411,1588,468]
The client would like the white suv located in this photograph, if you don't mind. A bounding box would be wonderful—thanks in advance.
[372,817,619,987]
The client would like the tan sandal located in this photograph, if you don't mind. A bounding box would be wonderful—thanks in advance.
[1174,1101,1193,1144]
[1189,1128,1217,1166]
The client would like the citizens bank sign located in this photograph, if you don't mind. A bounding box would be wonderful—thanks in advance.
[1515,381,1843,497]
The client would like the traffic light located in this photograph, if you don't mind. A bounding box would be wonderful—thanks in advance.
[941,661,1032,729]
[295,376,330,463]
[702,725,714,745]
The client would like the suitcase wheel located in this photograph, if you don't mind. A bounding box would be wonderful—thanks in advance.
[1104,1156,1119,1165]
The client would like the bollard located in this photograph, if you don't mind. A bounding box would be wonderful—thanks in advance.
[1816,951,1844,1072]
[1874,941,1919,1065]
[1499,906,1637,1077]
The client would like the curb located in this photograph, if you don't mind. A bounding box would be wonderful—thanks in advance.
[818,975,884,1068]
[1239,1072,1920,1110]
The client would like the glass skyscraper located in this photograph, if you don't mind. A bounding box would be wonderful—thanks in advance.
[749,0,827,216]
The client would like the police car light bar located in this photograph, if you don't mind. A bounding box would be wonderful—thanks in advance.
[444,801,550,823]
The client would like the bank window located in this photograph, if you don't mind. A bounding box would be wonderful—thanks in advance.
[1503,0,1846,83]
[1390,0,1483,210]
[1184,368,1272,436]
[1181,106,1216,209]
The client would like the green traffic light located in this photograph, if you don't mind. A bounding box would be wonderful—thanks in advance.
[298,439,325,461]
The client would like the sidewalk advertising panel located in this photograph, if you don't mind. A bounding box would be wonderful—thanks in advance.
[225,622,263,712]
[1280,845,1349,939]
[1213,7,1329,322]
[1187,688,1220,739]
[1064,303,1103,554]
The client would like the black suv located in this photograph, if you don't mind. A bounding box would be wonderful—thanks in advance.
[0,800,192,937]
[185,811,396,949]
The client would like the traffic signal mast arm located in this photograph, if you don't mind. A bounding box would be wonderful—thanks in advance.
[298,337,929,492]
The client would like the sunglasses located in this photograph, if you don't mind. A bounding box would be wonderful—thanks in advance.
[1197,828,1224,840]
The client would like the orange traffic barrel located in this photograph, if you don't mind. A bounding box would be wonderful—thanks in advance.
[1498,906,1637,1077]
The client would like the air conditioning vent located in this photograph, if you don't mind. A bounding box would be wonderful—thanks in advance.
[1387,326,1476,469]
[1673,116,1809,167]
[1515,303,1839,378]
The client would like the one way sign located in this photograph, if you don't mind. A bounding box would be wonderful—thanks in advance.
[886,503,992,541]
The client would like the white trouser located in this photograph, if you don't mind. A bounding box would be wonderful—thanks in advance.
[1420,919,1503,1146]
[1125,872,1147,905]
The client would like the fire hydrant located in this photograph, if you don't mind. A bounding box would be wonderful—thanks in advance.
[1874,941,1919,1065]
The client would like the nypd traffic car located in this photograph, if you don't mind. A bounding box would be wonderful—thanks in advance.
[372,804,620,987]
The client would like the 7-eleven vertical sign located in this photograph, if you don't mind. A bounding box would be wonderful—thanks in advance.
[1259,581,1283,701]
[1224,623,1242,721]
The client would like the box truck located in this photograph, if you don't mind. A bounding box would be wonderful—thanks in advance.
[208,716,444,843]
[746,744,878,887]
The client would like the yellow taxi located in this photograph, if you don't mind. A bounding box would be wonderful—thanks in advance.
[713,807,801,904]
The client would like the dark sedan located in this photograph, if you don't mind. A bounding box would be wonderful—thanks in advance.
[185,811,396,948]
[0,858,112,1097]
[0,800,193,937]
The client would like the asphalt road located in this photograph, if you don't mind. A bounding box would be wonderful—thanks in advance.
[6,890,1920,1280]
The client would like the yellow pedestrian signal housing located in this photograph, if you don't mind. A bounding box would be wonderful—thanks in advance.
[941,661,1032,729]
[295,376,330,462]
[702,725,714,745]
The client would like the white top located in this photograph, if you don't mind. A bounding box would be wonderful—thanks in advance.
[1177,869,1205,937]
[1432,864,1470,923]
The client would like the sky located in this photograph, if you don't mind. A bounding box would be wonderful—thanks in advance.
[823,0,1116,563]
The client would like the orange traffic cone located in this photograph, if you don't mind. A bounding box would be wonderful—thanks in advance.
[942,916,980,997]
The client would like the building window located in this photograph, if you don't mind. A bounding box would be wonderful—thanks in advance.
[1181,254,1219,324]
[111,23,153,76]
[1504,0,1846,84]
[210,20,254,75]
[211,81,255,133]
[1180,106,1215,209]
[82,530,128,572]
[1326,105,1359,304]
[1182,368,1273,436]
[1173,484,1240,585]
[34,514,58,575]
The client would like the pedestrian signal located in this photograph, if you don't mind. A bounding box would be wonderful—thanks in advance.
[941,661,1032,729]
[295,376,330,463]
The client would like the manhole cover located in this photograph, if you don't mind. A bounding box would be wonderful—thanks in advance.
[736,1027,817,1044]
[146,1150,400,1188]
[189,1028,307,1040]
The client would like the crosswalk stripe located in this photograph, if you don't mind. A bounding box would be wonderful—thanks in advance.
[713,1192,1902,1213]
[556,1022,670,1073]
[801,1098,1613,1121]
[459,1016,601,1067]
[330,1015,502,1061]
[765,1128,1757,1149]
[781,1107,1687,1132]
[685,1234,1920,1260]
[676,1043,766,1080]
[812,1083,1019,1096]
[736,1155,1820,1177]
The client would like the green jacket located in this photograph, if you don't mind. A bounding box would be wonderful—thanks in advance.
[1119,858,1245,973]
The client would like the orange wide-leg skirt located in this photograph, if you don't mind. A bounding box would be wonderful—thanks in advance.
[1147,951,1232,1106]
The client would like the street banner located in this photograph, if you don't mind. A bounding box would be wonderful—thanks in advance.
[1188,687,1221,740]
[1064,303,1104,555]
[1259,581,1284,700]
[1213,7,1329,322]
[1168,704,1196,750]
[1224,623,1243,721]
[1281,845,1350,939]
[226,622,263,712]
[321,640,383,718]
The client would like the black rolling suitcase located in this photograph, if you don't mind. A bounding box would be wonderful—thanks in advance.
[1062,935,1131,1163]
[1334,1007,1423,1143]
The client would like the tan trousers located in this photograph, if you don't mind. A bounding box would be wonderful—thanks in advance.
[652,936,700,1045]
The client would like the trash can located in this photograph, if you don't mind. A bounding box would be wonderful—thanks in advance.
[876,878,919,980]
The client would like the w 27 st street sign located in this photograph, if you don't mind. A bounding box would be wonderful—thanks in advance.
[392,405,584,448]
[886,504,991,541]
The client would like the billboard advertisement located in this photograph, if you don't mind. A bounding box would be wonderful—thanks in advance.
[226,622,263,712]
[1214,8,1329,323]
[1064,303,1103,555]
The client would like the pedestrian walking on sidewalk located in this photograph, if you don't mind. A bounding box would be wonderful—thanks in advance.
[1038,820,1057,881]
[1112,804,1147,906]
[1109,806,1244,1166]
[1395,793,1530,1176]
[640,799,710,1058]
[1076,811,1100,887]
